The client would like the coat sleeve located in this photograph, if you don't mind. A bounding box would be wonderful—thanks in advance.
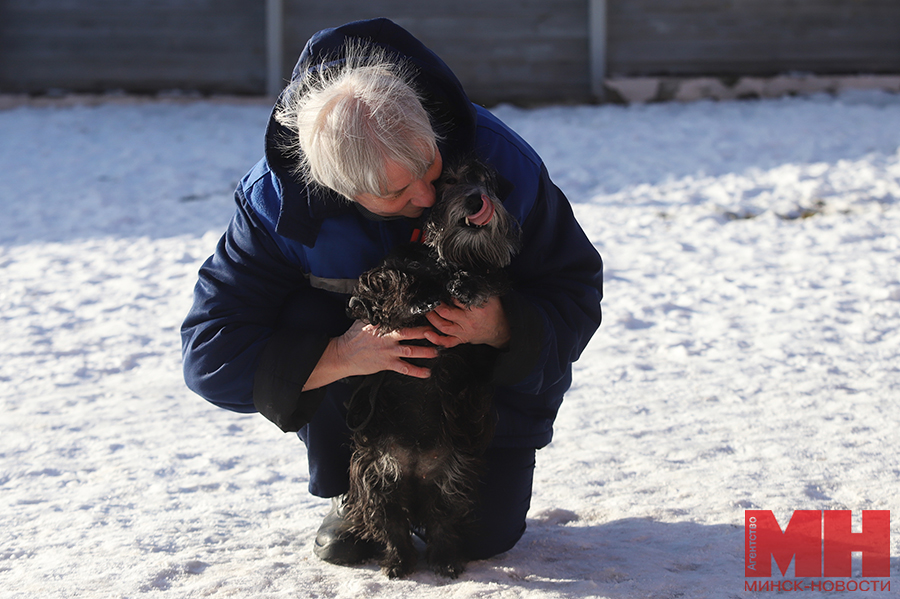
[180,184,332,432]
[474,108,603,412]
[494,162,604,396]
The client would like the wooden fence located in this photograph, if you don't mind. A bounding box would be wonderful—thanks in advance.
[608,0,900,78]
[1,1,897,104]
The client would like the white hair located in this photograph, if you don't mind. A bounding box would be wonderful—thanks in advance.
[274,43,438,200]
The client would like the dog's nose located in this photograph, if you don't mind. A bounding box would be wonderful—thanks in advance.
[464,193,482,214]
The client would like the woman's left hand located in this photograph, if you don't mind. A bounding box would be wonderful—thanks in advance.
[424,296,510,349]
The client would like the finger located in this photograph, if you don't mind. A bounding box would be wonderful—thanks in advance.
[392,325,436,341]
[429,308,464,330]
[425,311,452,332]
[392,358,431,378]
[436,300,470,319]
[399,343,440,360]
[423,329,462,348]
[425,312,459,346]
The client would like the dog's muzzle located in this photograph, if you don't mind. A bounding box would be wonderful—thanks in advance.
[464,194,495,227]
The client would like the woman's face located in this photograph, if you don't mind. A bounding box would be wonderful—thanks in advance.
[353,151,443,219]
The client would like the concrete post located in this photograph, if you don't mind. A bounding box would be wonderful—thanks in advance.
[266,0,284,97]
[589,0,607,101]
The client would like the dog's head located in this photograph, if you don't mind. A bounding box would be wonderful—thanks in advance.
[425,160,520,273]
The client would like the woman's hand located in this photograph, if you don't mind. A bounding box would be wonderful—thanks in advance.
[303,295,509,392]
[424,296,510,349]
[303,321,439,391]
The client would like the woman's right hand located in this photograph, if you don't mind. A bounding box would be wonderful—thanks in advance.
[302,321,439,391]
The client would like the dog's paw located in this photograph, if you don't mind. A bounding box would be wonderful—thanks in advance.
[432,560,465,579]
[383,558,416,579]
[426,544,466,579]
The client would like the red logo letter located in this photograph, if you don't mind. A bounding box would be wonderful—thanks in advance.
[746,510,822,577]
[823,510,890,577]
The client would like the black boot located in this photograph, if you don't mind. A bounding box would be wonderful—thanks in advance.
[313,496,380,565]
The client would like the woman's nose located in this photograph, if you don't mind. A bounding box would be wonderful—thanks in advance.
[409,179,436,208]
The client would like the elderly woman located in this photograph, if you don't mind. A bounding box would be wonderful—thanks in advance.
[181,18,603,566]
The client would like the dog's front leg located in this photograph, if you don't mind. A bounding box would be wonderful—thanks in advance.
[378,501,417,579]
[421,484,469,578]
[424,525,466,578]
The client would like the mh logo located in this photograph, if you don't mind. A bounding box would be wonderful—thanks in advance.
[745,510,891,577]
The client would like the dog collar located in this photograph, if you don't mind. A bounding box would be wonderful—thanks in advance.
[410,227,426,243]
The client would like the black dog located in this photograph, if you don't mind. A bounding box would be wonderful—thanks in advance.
[343,160,520,579]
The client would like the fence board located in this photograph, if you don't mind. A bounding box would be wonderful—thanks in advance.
[0,0,265,94]
[280,1,591,104]
[607,0,900,77]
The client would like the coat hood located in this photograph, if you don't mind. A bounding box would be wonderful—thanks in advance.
[262,18,479,246]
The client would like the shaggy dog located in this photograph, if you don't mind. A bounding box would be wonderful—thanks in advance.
[344,160,520,579]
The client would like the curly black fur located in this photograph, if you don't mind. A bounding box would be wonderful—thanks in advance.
[343,160,520,579]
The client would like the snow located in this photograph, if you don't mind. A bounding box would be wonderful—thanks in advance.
[2,91,899,598]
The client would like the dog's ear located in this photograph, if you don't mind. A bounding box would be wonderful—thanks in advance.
[350,265,431,330]
[349,266,402,326]
[347,295,375,323]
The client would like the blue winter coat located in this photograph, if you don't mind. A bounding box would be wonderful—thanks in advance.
[181,18,603,449]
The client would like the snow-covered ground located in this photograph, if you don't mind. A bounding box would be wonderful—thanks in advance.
[1,91,898,598]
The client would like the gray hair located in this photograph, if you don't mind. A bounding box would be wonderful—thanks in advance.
[274,43,438,200]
